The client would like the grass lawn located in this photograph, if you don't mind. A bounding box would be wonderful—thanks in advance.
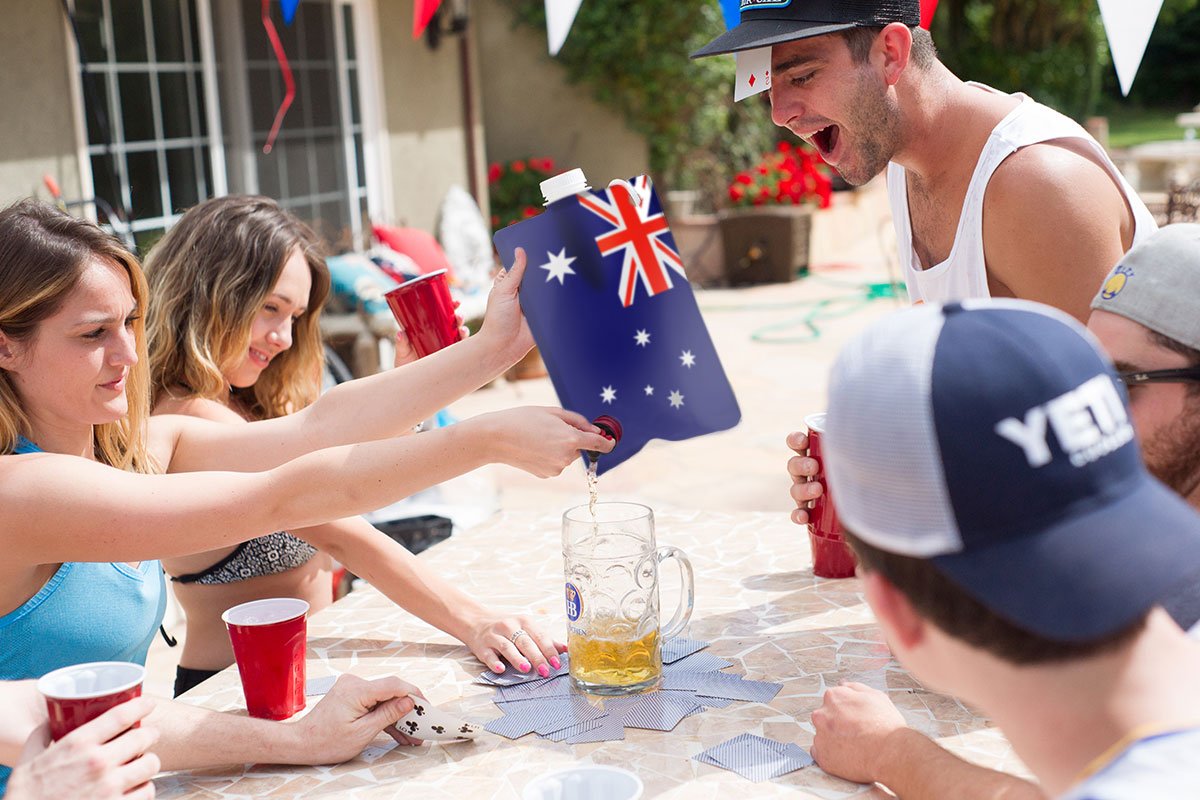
[1104,106,1191,149]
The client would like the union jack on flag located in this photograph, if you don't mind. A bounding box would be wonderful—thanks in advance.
[577,175,686,307]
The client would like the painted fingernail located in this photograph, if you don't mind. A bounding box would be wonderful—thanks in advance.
[550,656,562,669]
[519,661,531,673]
[537,664,550,678]
[492,662,505,673]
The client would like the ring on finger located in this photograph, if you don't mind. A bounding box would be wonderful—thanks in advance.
[508,628,529,646]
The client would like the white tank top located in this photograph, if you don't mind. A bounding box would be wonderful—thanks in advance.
[888,84,1157,304]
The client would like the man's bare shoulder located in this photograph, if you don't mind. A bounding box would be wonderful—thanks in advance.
[981,143,1130,321]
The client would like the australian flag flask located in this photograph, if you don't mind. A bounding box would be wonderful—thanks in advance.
[493,168,740,475]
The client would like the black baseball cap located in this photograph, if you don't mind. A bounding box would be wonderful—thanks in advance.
[692,0,920,59]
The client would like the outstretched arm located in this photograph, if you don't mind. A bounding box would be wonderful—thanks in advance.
[165,250,535,474]
[1,407,612,565]
[0,675,424,778]
[298,517,565,676]
[812,683,1044,799]
[148,674,420,771]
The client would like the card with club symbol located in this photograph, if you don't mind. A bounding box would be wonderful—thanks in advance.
[396,697,481,742]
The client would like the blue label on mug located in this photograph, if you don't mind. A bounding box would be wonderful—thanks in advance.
[564,583,582,622]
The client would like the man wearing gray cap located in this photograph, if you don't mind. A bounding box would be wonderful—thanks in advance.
[694,0,1155,322]
[808,225,1200,797]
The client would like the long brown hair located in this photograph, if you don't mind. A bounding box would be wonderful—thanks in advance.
[0,200,155,472]
[144,196,331,420]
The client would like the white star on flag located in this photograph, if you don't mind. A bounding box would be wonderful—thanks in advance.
[668,390,684,409]
[600,385,616,404]
[540,248,577,285]
[644,385,654,396]
[680,350,696,368]
[634,329,651,347]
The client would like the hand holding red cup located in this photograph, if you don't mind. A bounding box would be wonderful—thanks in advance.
[803,412,858,579]
[36,661,145,741]
[384,270,462,358]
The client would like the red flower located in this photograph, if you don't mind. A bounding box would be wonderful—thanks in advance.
[726,141,830,210]
[522,206,539,218]
[491,214,500,227]
[512,160,526,173]
[487,163,502,184]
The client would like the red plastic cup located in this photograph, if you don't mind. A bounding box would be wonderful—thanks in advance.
[804,412,858,579]
[37,661,145,741]
[222,598,309,720]
[383,269,461,358]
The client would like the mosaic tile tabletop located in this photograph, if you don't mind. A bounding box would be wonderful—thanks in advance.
[158,509,1028,798]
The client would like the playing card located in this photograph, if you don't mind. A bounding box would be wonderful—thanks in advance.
[694,673,783,704]
[662,637,710,664]
[615,691,701,732]
[734,46,772,102]
[304,674,338,696]
[476,653,570,686]
[484,712,537,740]
[664,651,733,674]
[695,734,813,782]
[494,673,573,702]
[564,713,627,744]
[396,697,480,742]
[530,695,608,735]
[659,688,734,709]
[538,715,606,742]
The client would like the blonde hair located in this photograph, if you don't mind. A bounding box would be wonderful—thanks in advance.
[144,196,330,421]
[0,200,156,472]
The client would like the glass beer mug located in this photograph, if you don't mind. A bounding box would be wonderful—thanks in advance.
[562,502,694,695]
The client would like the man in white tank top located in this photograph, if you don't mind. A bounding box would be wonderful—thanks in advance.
[694,0,1156,322]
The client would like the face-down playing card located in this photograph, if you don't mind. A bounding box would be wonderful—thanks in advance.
[694,733,813,782]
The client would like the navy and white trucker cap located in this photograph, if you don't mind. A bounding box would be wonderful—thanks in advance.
[693,0,920,59]
[823,299,1200,641]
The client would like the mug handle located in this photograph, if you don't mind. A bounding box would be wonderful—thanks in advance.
[656,545,694,641]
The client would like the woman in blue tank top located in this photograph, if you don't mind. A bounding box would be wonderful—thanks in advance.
[143,196,566,697]
[0,200,613,786]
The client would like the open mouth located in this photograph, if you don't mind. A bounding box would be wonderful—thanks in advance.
[811,124,840,159]
[249,347,272,367]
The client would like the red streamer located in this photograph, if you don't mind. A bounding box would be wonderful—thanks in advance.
[261,0,295,155]
[920,0,939,30]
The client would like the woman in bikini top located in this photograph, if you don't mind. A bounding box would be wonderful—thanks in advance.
[146,196,570,696]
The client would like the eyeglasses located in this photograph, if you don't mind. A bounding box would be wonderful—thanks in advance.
[1116,366,1200,387]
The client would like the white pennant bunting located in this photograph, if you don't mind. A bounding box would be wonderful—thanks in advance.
[1097,0,1164,96]
[546,0,585,56]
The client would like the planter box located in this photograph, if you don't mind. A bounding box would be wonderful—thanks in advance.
[717,205,813,285]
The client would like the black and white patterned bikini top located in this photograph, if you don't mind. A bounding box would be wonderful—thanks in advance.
[169,532,317,585]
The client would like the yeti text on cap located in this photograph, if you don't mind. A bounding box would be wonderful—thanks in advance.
[994,375,1134,468]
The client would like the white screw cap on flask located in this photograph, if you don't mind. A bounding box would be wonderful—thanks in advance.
[540,168,590,206]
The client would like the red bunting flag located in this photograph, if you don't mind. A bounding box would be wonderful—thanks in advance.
[413,0,443,39]
[920,0,938,30]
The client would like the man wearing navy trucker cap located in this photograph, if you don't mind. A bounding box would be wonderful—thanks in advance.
[694,1,1154,321]
[809,300,1200,797]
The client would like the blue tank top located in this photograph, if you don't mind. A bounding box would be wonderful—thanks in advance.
[0,438,166,793]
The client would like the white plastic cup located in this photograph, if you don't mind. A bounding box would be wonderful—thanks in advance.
[522,765,644,800]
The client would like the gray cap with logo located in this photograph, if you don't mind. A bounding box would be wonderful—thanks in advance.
[1091,223,1200,351]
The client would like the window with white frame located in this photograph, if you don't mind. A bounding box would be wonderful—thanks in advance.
[213,0,369,249]
[73,0,374,251]
[70,0,216,252]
